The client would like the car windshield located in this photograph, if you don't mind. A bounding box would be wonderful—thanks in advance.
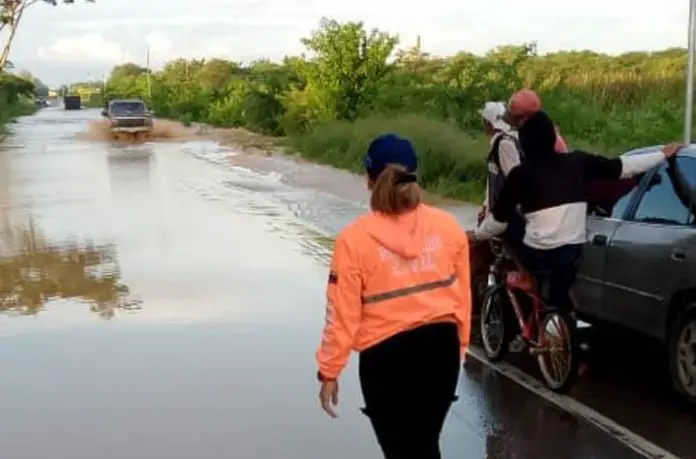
[111,102,145,115]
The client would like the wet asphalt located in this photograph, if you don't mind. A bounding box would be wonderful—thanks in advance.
[0,107,688,458]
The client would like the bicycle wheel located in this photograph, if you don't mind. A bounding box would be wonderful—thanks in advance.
[537,309,580,393]
[480,285,515,362]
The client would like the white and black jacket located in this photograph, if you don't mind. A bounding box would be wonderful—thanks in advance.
[474,112,667,250]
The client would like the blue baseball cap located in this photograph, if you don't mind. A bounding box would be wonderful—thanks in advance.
[363,133,418,180]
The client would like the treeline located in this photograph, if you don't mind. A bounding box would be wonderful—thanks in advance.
[0,72,36,133]
[102,18,690,200]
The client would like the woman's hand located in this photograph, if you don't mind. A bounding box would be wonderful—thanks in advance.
[319,380,339,418]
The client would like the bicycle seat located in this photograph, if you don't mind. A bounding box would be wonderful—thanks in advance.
[505,270,535,292]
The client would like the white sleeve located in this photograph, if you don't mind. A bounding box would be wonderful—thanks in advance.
[474,212,508,241]
[498,139,521,176]
[619,152,665,178]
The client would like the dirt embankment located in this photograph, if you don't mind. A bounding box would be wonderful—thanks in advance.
[193,124,286,155]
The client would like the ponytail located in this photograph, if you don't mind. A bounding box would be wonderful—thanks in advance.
[370,164,423,215]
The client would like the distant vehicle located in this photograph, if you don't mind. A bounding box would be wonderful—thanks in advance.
[34,98,48,108]
[63,95,81,110]
[573,145,696,405]
[101,98,154,141]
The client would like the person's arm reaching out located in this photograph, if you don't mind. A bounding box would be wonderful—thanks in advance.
[316,232,363,381]
[473,167,523,241]
[576,143,683,181]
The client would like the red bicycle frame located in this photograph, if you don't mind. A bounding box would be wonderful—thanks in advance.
[504,270,545,345]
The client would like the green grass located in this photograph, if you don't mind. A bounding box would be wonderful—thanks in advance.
[290,113,617,203]
[0,100,36,136]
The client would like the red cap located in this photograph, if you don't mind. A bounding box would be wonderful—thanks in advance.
[509,89,541,117]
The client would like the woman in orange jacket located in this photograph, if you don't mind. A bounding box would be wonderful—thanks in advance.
[315,133,472,459]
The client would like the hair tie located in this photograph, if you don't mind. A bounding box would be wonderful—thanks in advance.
[395,172,417,184]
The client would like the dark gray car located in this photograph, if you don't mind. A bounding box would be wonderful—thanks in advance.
[574,145,696,404]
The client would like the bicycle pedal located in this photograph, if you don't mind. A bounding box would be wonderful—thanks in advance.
[509,336,527,353]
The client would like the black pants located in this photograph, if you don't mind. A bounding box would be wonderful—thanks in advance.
[516,243,583,312]
[359,322,460,459]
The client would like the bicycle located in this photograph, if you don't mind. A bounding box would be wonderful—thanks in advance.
[479,239,580,393]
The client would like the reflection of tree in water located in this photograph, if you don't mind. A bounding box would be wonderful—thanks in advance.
[0,221,141,318]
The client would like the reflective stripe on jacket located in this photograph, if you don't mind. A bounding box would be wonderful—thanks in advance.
[316,204,472,379]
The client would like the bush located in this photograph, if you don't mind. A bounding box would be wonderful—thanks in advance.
[0,72,37,135]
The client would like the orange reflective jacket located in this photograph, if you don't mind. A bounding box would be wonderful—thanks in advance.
[316,204,472,380]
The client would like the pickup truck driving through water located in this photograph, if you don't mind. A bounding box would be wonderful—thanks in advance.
[102,99,153,141]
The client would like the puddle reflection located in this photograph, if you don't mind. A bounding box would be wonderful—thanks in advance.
[0,220,139,318]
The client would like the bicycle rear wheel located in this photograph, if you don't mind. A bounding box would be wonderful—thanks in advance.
[537,309,579,393]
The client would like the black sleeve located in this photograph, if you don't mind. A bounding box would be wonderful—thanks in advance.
[573,150,623,181]
[491,166,523,223]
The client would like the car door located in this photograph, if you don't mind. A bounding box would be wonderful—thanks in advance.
[574,176,643,320]
[600,157,696,338]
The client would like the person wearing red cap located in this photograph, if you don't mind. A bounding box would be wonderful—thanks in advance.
[508,89,568,153]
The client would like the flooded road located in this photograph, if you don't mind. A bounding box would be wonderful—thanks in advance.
[0,107,684,458]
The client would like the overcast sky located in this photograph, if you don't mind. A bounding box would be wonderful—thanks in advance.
[8,0,692,87]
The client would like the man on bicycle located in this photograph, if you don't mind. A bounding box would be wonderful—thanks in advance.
[470,110,682,316]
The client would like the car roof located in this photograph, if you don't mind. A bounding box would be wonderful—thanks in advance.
[624,144,696,159]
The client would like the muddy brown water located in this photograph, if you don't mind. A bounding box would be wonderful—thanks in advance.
[0,107,681,459]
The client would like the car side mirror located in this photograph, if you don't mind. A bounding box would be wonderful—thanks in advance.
[101,110,108,117]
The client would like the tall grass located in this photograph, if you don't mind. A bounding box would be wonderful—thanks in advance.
[292,114,491,201]
[291,110,638,203]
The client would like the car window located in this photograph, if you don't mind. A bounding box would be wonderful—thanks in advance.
[675,157,696,225]
[632,161,692,225]
[586,177,642,219]
[111,102,145,115]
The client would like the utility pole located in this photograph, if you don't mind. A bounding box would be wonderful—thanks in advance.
[146,46,152,98]
[684,0,696,144]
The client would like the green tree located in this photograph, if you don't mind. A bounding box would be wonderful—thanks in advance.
[18,69,48,97]
[197,58,242,91]
[298,18,398,122]
[0,0,96,70]
[105,63,147,99]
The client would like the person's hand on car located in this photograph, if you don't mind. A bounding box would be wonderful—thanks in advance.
[661,142,684,159]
